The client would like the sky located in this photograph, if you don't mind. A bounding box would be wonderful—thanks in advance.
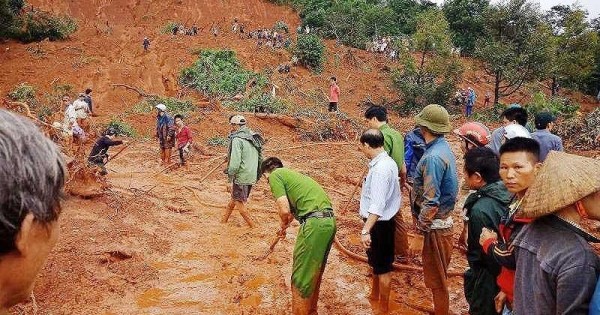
[432,0,600,19]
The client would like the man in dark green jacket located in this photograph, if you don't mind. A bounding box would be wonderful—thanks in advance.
[462,147,511,315]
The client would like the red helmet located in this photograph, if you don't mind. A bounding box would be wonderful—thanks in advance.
[453,122,491,146]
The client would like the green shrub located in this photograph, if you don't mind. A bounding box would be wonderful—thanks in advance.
[12,11,77,43]
[294,34,325,73]
[161,21,181,34]
[8,83,36,104]
[106,118,137,137]
[36,105,53,122]
[274,20,289,33]
[525,92,579,120]
[179,50,262,99]
[223,93,289,113]
[207,136,228,147]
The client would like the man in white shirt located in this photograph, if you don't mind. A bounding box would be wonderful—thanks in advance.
[358,129,401,313]
[72,93,90,128]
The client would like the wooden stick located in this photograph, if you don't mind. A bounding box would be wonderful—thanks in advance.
[198,159,226,182]
[105,141,133,165]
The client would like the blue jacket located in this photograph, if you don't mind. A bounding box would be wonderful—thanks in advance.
[532,129,563,162]
[404,127,426,182]
[412,136,458,229]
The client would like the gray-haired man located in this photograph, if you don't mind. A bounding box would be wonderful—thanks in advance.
[0,109,65,310]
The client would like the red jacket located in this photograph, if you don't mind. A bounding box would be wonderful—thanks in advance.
[176,126,192,149]
[482,216,532,303]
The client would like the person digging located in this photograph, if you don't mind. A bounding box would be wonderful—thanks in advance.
[261,157,336,315]
[87,127,126,176]
[221,115,263,228]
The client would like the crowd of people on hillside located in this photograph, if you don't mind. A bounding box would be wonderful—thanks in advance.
[171,23,199,36]
[247,27,291,50]
[53,88,94,146]
[366,36,400,61]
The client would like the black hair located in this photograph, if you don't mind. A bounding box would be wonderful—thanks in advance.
[85,88,92,94]
[261,157,284,175]
[360,129,384,148]
[330,76,336,81]
[464,147,500,183]
[499,137,540,162]
[501,107,528,126]
[174,114,184,120]
[364,105,387,122]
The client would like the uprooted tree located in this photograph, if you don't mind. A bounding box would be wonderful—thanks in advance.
[391,9,463,114]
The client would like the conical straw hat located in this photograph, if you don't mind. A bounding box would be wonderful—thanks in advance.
[519,151,600,218]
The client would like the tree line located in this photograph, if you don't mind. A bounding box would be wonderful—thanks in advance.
[271,0,600,106]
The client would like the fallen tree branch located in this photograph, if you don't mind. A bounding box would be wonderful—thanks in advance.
[111,83,157,98]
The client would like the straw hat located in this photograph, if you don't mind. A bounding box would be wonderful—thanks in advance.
[519,151,600,218]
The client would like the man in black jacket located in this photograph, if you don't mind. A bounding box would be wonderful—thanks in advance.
[88,128,126,175]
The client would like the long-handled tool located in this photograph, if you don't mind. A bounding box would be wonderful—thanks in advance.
[255,228,285,261]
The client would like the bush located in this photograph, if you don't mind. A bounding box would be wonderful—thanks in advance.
[8,83,36,105]
[294,34,325,73]
[130,97,195,116]
[12,11,77,42]
[161,21,181,34]
[525,92,579,120]
[223,93,289,114]
[274,20,289,33]
[179,50,263,99]
[106,118,137,137]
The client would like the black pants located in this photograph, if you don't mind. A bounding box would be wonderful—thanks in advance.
[328,102,338,112]
[464,267,500,315]
[178,147,185,165]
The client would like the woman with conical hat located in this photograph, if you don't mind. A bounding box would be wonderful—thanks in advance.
[512,151,600,314]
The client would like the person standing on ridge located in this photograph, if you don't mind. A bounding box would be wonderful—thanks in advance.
[328,76,340,112]
[143,37,150,51]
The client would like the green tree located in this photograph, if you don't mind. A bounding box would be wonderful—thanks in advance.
[0,0,16,38]
[295,34,325,73]
[545,6,599,95]
[475,0,553,105]
[388,0,432,35]
[392,9,463,112]
[442,0,489,55]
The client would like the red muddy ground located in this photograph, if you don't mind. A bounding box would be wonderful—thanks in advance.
[1,1,598,314]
